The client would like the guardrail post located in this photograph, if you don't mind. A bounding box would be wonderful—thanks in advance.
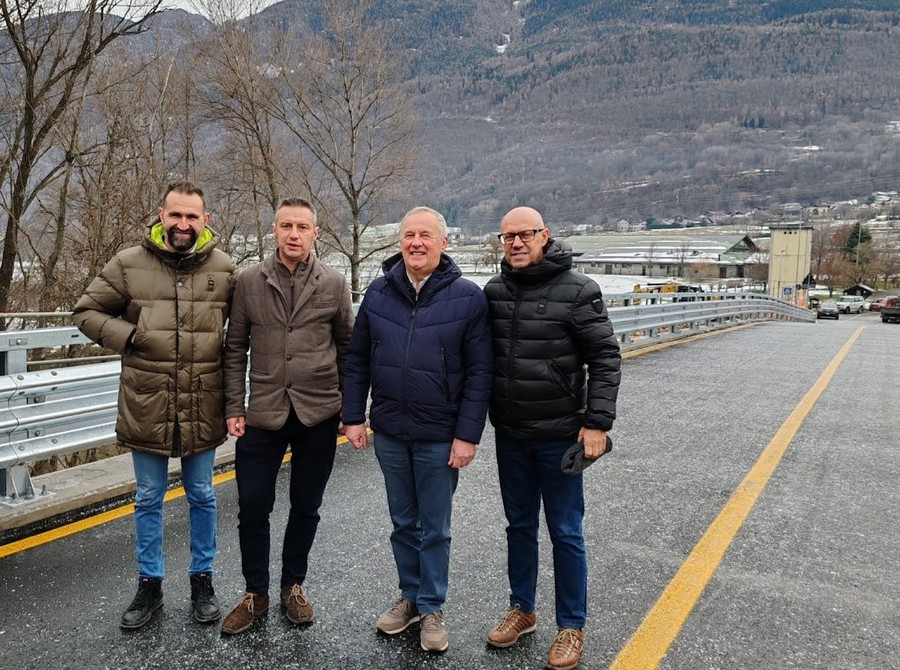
[1,464,37,507]
[0,349,27,375]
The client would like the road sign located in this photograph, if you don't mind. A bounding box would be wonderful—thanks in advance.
[783,287,793,296]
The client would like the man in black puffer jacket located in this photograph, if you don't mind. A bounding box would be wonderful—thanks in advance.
[483,206,621,670]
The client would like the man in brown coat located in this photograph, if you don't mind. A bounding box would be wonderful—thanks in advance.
[73,181,236,629]
[220,197,355,635]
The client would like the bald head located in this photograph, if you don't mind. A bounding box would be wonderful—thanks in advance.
[501,206,544,229]
[499,206,550,270]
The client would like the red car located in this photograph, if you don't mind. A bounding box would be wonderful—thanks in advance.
[869,295,898,312]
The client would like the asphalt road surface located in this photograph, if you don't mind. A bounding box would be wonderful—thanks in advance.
[1,313,897,670]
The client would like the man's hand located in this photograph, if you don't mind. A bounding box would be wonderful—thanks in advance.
[578,427,608,460]
[448,438,476,469]
[227,416,246,438]
[345,424,369,450]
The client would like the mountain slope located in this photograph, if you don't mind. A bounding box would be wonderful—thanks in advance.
[241,1,900,230]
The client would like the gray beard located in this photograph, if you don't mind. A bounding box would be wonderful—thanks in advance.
[167,228,198,252]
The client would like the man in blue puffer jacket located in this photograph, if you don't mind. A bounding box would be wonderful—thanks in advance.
[343,206,492,654]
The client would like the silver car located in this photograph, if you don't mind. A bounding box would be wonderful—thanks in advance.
[835,295,865,314]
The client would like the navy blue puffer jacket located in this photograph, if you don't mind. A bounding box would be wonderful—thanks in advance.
[342,252,493,444]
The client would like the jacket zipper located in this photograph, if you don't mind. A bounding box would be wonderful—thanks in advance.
[401,294,418,430]
[507,285,523,401]
[172,261,183,457]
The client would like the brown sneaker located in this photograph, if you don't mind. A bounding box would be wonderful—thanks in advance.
[546,628,584,670]
[280,584,314,624]
[420,611,449,653]
[487,605,537,648]
[375,598,420,635]
[221,592,270,635]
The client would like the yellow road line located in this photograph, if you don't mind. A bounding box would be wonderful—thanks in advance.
[0,434,354,559]
[611,326,864,669]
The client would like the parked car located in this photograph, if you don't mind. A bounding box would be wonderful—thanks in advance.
[816,301,840,320]
[835,294,865,314]
[881,297,900,323]
[869,295,898,312]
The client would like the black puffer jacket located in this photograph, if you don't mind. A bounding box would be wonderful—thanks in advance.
[484,239,621,440]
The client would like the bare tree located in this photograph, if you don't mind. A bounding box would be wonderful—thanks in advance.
[270,0,420,299]
[14,31,214,326]
[746,250,769,291]
[192,1,296,261]
[0,0,165,318]
[675,240,692,278]
[810,224,832,281]
[481,235,503,273]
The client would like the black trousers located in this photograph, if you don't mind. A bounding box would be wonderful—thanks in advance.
[235,407,339,594]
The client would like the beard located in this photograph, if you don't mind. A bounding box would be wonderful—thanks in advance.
[167,227,198,252]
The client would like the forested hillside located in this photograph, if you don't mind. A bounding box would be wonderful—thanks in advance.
[362,0,900,233]
[250,0,900,232]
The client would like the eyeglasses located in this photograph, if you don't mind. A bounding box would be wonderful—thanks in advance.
[497,229,545,245]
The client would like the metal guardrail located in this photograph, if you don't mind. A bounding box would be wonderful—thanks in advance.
[0,293,812,508]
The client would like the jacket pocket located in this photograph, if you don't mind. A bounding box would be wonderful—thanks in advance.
[441,348,463,403]
[195,370,226,445]
[547,361,574,396]
[118,367,169,445]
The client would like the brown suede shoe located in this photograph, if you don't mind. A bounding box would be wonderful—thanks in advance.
[375,598,420,635]
[487,605,537,648]
[546,628,584,670]
[280,584,314,624]
[420,611,449,652]
[221,592,270,635]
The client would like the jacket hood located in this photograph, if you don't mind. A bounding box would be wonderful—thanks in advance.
[146,221,219,256]
[500,238,572,286]
[143,222,222,270]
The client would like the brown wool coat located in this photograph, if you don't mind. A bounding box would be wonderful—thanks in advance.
[223,253,354,430]
[73,224,237,457]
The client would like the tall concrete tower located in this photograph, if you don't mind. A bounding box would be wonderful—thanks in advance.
[768,223,813,304]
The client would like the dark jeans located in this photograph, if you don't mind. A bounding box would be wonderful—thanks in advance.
[495,429,587,628]
[373,433,458,615]
[235,407,339,595]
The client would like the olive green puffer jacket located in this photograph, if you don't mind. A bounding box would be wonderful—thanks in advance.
[73,223,237,457]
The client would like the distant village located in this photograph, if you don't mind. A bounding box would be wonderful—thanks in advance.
[322,191,900,293]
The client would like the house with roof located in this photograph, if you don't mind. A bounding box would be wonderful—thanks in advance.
[568,233,761,279]
[843,283,876,298]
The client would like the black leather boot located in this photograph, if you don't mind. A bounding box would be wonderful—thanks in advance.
[120,577,163,629]
[190,573,221,623]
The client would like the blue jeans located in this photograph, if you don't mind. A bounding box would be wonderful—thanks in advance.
[235,410,339,594]
[495,430,587,628]
[373,433,458,615]
[132,449,217,580]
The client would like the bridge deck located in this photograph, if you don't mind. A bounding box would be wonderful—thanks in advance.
[1,313,897,670]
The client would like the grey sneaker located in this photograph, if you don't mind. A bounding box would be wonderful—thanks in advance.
[420,611,449,652]
[375,598,420,635]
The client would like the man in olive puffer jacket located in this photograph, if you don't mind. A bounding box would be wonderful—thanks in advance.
[74,182,236,630]
[483,206,621,670]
